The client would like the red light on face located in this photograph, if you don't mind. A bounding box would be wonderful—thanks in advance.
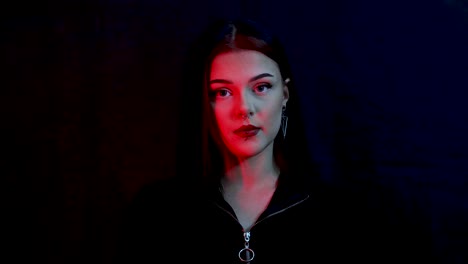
[208,50,288,159]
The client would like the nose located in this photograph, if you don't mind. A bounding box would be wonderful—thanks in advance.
[236,91,254,119]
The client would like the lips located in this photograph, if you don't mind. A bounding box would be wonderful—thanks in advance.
[234,125,260,137]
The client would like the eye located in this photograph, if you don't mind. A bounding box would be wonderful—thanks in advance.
[254,83,272,94]
[210,88,232,98]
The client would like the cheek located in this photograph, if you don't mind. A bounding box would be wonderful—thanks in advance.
[264,104,283,130]
[272,107,283,129]
[213,106,231,132]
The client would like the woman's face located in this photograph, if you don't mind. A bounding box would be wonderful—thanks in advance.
[209,50,289,159]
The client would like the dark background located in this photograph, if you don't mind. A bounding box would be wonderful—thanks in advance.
[2,0,468,263]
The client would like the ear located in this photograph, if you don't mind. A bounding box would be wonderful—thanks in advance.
[282,78,290,106]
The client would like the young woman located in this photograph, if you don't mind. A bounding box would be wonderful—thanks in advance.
[115,18,434,264]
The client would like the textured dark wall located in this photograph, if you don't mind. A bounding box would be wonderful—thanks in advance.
[2,0,467,263]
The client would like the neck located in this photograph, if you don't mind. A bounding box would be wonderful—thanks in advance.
[221,145,280,190]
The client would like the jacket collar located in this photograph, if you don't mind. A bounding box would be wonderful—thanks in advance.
[206,172,310,225]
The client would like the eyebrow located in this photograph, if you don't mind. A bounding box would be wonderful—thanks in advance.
[209,73,274,85]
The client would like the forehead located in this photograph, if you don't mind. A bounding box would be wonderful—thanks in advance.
[210,50,281,80]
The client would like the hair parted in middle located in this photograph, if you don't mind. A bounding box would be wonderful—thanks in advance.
[195,17,314,189]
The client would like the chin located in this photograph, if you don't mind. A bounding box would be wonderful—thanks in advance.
[229,145,266,159]
[223,136,272,159]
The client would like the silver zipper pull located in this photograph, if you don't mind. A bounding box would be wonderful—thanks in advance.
[238,231,255,263]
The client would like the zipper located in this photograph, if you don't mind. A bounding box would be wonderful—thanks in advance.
[238,231,254,262]
[213,194,310,263]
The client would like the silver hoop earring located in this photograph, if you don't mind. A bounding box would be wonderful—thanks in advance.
[281,106,288,139]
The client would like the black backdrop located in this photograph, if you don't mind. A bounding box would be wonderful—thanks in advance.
[2,0,468,263]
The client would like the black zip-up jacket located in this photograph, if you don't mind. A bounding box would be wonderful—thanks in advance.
[115,174,436,264]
